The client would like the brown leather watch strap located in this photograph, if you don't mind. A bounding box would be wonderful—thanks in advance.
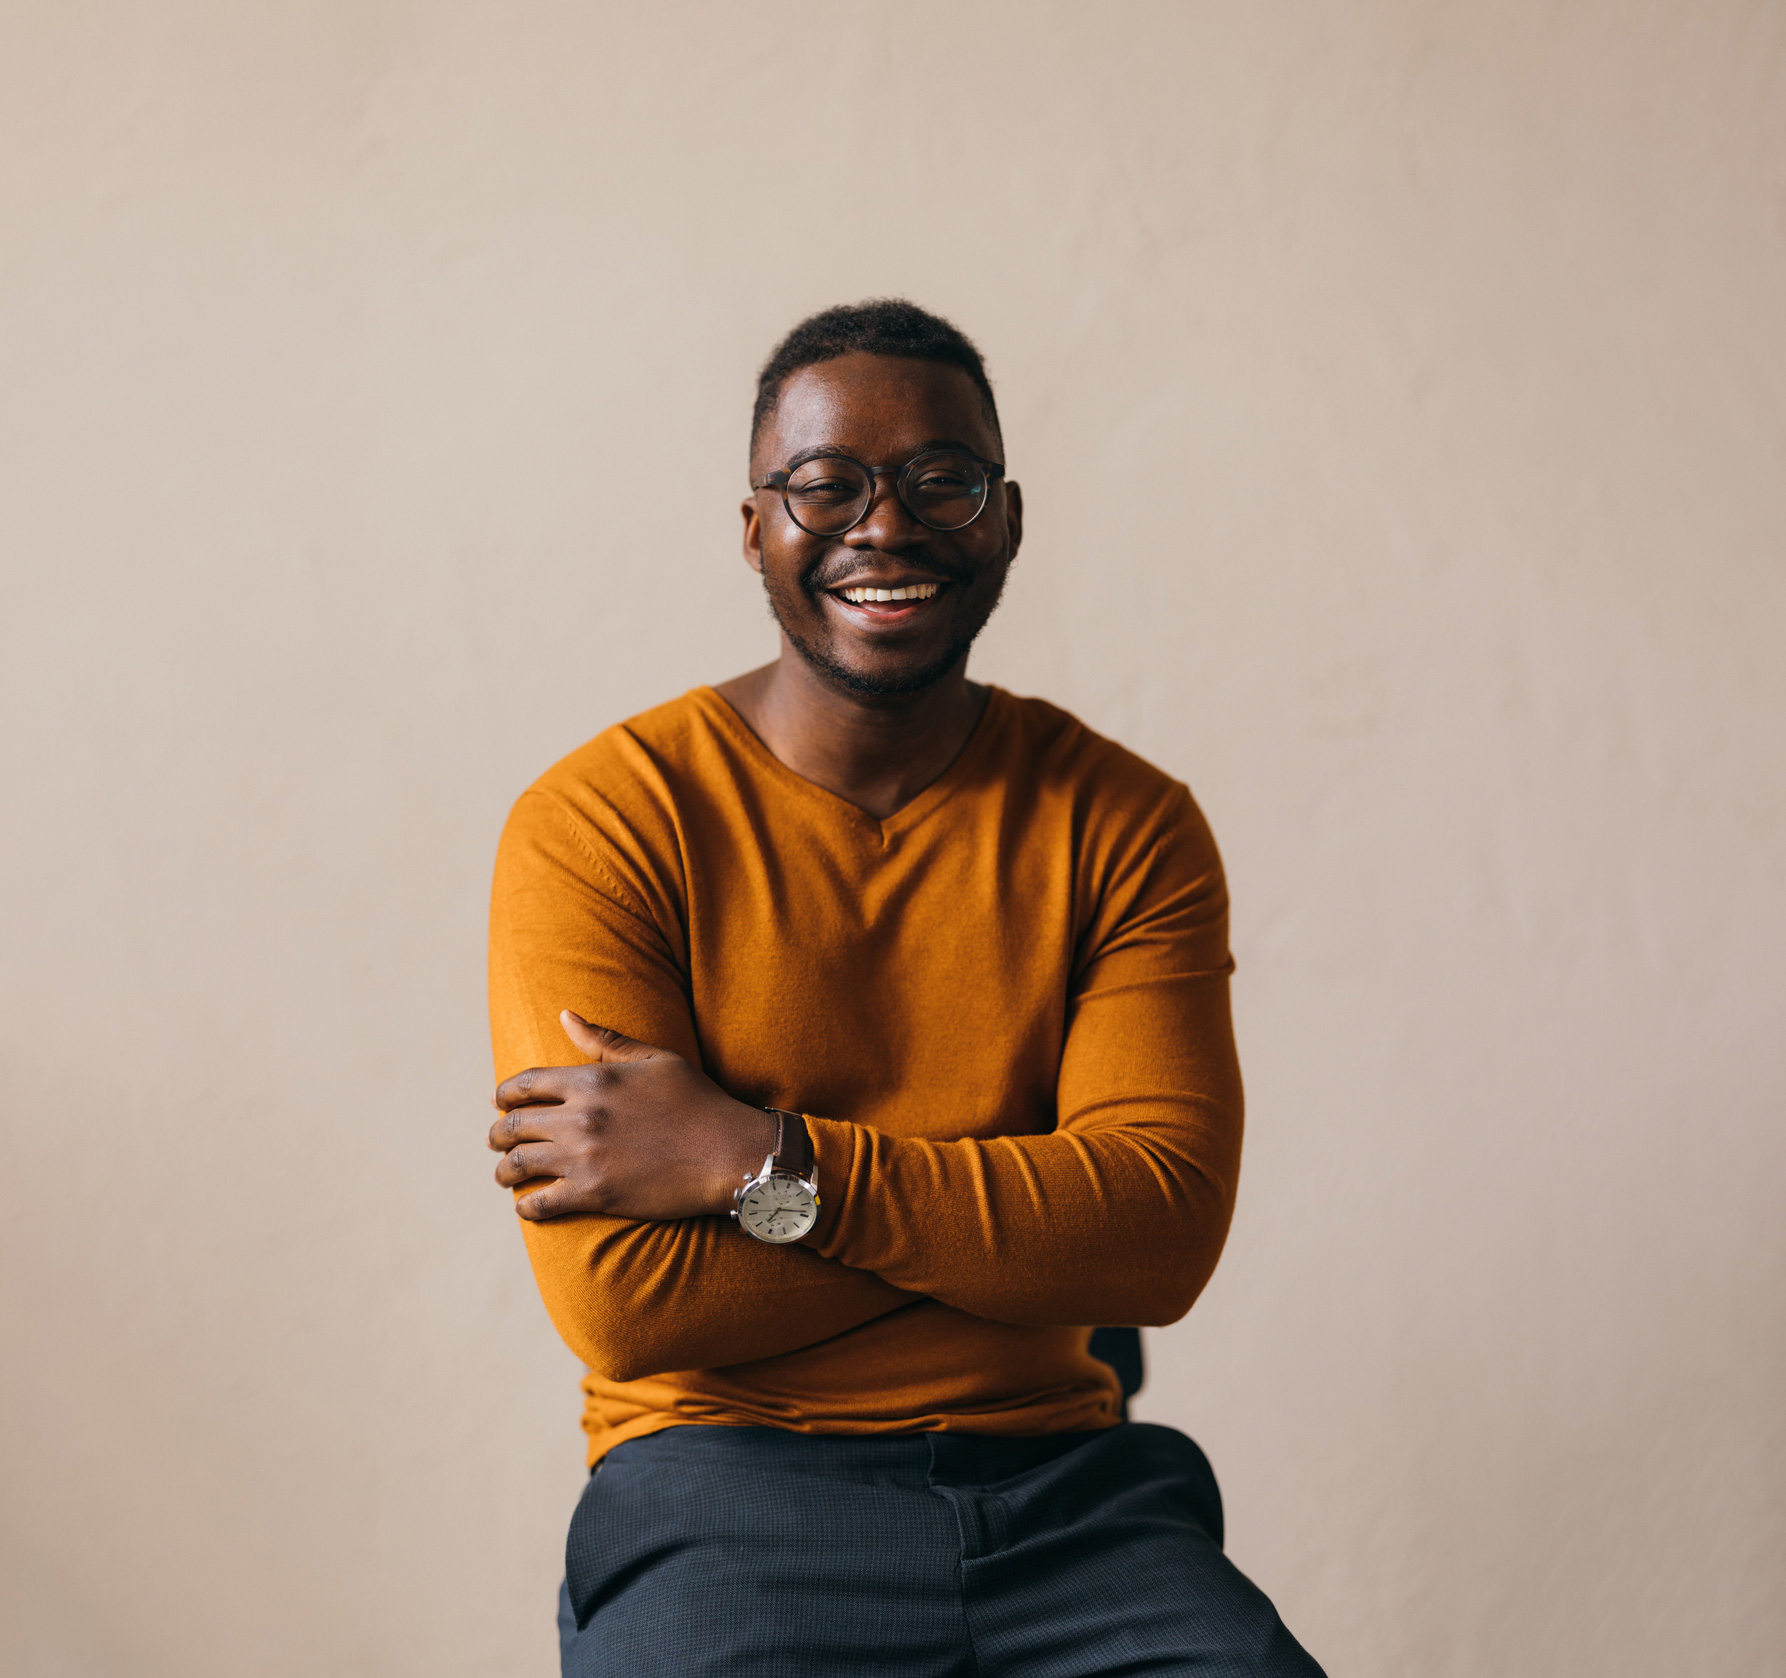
[766,1108,813,1179]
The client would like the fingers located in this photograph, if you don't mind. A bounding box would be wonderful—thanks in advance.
[514,1179,574,1221]
[493,1064,574,1111]
[560,1011,668,1063]
[493,1140,568,1188]
[492,1013,671,1106]
[491,1019,672,1113]
[486,1104,570,1151]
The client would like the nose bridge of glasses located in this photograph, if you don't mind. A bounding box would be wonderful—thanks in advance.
[852,461,923,531]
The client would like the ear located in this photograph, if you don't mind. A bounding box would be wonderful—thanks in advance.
[740,496,765,574]
[1002,480,1023,559]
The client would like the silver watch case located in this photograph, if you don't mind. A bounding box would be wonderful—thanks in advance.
[731,1152,820,1244]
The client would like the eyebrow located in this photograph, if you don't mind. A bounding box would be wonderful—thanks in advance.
[778,438,995,472]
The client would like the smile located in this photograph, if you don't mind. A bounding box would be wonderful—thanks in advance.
[836,583,941,604]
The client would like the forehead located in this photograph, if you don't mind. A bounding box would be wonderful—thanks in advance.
[756,352,999,469]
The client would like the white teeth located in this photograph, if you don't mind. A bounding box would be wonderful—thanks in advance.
[839,583,941,603]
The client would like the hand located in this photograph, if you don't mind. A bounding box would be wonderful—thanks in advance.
[489,1012,777,1222]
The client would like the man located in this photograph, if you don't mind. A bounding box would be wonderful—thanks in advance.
[487,300,1325,1676]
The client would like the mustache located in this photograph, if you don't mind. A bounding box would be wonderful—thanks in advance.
[801,550,976,594]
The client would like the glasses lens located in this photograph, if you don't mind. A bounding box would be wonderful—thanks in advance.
[901,451,988,530]
[783,456,872,534]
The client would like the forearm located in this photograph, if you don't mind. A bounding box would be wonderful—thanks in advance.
[801,974,1243,1327]
[522,1208,920,1381]
[805,1119,1234,1327]
[489,791,924,1378]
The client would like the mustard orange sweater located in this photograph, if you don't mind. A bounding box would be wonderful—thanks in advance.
[488,687,1243,1464]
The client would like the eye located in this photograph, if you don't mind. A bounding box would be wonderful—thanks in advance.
[786,458,870,501]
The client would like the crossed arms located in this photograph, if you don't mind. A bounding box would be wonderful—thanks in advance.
[487,786,1244,1385]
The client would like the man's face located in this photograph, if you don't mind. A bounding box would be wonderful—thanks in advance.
[742,352,1023,698]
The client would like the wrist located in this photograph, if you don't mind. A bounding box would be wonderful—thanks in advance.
[715,1102,778,1213]
[730,1107,822,1246]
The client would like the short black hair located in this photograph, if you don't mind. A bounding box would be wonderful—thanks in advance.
[751,298,1001,457]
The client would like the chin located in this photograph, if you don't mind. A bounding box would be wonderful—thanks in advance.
[793,633,971,699]
[820,651,963,698]
[762,575,999,700]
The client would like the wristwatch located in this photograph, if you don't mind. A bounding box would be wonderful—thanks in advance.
[731,1108,819,1244]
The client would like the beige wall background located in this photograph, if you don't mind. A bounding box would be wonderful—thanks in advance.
[3,3,1782,1674]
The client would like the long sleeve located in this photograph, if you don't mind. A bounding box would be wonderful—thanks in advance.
[800,789,1243,1327]
[491,689,1245,1461]
[490,788,917,1383]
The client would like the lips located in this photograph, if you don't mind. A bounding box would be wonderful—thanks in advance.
[825,579,948,625]
[836,581,941,604]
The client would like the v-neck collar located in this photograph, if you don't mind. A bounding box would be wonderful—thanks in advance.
[692,684,1008,843]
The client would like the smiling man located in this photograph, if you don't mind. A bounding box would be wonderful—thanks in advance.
[487,300,1325,1677]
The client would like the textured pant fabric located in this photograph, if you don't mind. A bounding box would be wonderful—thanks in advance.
[556,1423,1324,1677]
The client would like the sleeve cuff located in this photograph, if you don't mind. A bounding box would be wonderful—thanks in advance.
[801,1113,863,1256]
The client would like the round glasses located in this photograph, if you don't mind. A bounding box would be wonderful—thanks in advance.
[752,448,1006,536]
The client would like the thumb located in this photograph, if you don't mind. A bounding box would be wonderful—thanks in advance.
[560,1010,668,1063]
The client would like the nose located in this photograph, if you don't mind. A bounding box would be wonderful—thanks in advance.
[845,469,927,549]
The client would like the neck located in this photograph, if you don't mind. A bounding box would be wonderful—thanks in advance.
[715,641,989,821]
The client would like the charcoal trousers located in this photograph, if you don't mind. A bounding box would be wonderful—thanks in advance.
[555,1422,1324,1677]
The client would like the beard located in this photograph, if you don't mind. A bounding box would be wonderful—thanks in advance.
[760,563,1006,698]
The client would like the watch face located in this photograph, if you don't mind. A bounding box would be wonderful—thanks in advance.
[738,1172,818,1244]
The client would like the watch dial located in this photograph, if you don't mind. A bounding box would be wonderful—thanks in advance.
[739,1174,817,1243]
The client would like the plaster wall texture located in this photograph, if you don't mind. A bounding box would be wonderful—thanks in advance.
[2,4,1782,1674]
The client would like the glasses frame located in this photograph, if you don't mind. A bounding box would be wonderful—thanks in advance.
[751,447,1007,536]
